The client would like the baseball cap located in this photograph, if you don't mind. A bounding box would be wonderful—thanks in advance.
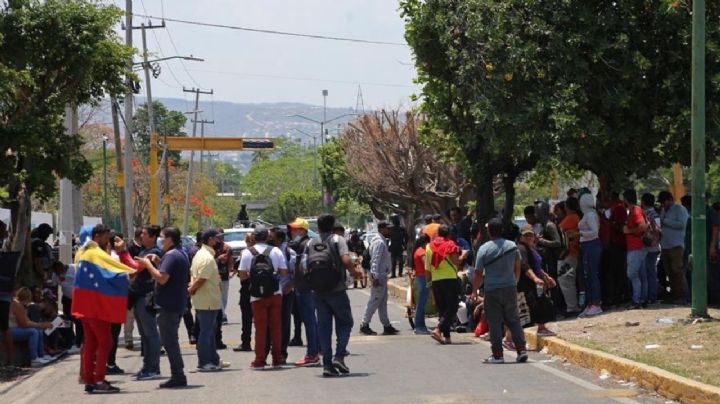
[253,225,269,240]
[288,218,310,231]
[520,224,535,236]
[201,229,221,243]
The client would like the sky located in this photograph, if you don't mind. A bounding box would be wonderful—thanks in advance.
[111,0,419,109]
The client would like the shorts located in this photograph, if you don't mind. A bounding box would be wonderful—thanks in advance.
[0,300,10,331]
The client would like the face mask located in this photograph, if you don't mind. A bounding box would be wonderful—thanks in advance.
[293,235,302,242]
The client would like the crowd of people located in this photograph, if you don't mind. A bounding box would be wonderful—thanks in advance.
[0,185,718,391]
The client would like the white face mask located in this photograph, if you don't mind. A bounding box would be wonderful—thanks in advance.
[293,235,302,242]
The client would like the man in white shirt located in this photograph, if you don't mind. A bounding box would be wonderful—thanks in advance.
[238,226,288,370]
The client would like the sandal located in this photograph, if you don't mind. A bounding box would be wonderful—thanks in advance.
[430,331,446,345]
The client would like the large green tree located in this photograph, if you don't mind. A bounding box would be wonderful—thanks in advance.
[0,0,131,261]
[132,100,188,165]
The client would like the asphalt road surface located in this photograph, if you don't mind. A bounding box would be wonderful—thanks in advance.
[2,284,672,404]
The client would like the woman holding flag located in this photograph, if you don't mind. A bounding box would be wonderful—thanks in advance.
[72,224,135,394]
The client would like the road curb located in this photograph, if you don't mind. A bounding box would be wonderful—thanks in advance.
[387,279,720,404]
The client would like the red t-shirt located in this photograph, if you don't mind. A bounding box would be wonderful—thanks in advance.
[413,246,426,277]
[609,202,628,245]
[560,213,581,257]
[626,205,645,251]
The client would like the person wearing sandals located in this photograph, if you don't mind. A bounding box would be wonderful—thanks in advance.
[517,225,557,337]
[472,219,528,364]
[426,226,467,345]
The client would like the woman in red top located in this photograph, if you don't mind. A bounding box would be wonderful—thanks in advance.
[412,234,431,334]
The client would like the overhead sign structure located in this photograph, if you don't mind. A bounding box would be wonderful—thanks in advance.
[148,134,275,224]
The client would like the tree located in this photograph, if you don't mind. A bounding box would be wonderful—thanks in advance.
[0,1,132,266]
[132,100,188,165]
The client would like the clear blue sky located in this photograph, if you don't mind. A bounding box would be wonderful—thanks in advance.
[112,0,418,109]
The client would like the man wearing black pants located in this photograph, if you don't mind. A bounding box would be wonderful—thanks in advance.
[233,279,253,352]
[389,215,406,279]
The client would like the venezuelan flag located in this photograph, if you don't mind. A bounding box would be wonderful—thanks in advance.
[71,242,135,324]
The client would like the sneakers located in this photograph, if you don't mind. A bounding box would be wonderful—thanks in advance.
[189,336,197,345]
[67,345,81,355]
[91,380,120,394]
[537,329,557,337]
[106,364,124,375]
[483,356,505,364]
[84,384,94,394]
[382,325,399,335]
[584,305,603,317]
[31,357,51,367]
[197,364,222,372]
[322,365,340,377]
[220,361,231,369]
[159,378,188,389]
[233,344,252,352]
[332,357,349,374]
[249,361,267,370]
[516,350,529,363]
[135,370,162,380]
[216,342,227,350]
[359,325,377,335]
[627,302,642,310]
[413,328,431,335]
[295,355,321,367]
[288,338,304,347]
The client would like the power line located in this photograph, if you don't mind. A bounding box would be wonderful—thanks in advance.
[131,13,408,47]
[183,68,415,88]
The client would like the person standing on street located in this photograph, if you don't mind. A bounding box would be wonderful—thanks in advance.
[233,233,255,352]
[123,229,142,350]
[389,215,407,279]
[426,226,463,344]
[267,227,296,364]
[135,227,190,388]
[188,229,225,372]
[238,226,288,370]
[301,214,360,377]
[288,218,321,367]
[623,189,649,310]
[472,219,528,364]
[412,234,432,334]
[359,221,399,336]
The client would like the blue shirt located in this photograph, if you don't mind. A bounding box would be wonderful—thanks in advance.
[475,239,520,292]
[661,204,689,250]
[155,246,189,312]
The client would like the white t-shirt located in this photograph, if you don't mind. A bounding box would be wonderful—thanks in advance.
[238,243,288,302]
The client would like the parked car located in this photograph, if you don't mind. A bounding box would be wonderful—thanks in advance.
[223,227,256,259]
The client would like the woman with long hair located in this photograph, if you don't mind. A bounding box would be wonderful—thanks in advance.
[411,233,431,334]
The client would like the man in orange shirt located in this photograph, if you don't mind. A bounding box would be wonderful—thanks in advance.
[422,214,442,240]
[557,197,582,315]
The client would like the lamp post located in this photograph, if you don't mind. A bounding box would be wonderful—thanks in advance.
[102,135,109,226]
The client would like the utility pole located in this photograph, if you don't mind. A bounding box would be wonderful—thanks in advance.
[58,106,78,265]
[123,0,135,234]
[192,119,214,174]
[111,99,128,236]
[102,135,109,226]
[182,87,213,236]
[690,0,708,318]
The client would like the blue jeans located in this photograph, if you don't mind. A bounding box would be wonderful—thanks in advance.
[11,327,43,360]
[581,239,603,304]
[157,310,185,381]
[314,290,353,367]
[133,296,161,373]
[295,289,319,356]
[196,309,219,367]
[414,276,430,331]
[644,251,660,302]
[627,249,648,304]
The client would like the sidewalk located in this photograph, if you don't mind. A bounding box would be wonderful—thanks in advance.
[387,277,720,404]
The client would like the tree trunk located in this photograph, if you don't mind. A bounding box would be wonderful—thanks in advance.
[502,174,517,225]
[474,173,495,241]
[9,182,32,278]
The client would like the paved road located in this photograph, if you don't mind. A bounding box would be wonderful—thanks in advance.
[2,285,670,404]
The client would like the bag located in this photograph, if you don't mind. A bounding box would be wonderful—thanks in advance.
[305,236,342,293]
[145,291,157,315]
[516,292,531,327]
[361,247,371,271]
[642,211,661,248]
[248,247,279,298]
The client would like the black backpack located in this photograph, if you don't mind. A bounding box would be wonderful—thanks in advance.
[305,236,342,293]
[361,247,371,271]
[248,246,279,298]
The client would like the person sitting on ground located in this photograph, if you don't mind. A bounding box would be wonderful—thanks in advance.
[9,287,53,367]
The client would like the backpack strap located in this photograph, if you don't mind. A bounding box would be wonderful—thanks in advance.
[262,246,273,257]
[248,246,259,257]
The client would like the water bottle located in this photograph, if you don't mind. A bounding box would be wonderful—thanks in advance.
[536,284,544,297]
[578,291,586,307]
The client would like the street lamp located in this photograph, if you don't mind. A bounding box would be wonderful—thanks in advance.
[102,135,109,227]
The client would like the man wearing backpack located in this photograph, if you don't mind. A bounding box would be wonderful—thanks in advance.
[301,214,360,377]
[238,226,288,370]
[359,221,399,336]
